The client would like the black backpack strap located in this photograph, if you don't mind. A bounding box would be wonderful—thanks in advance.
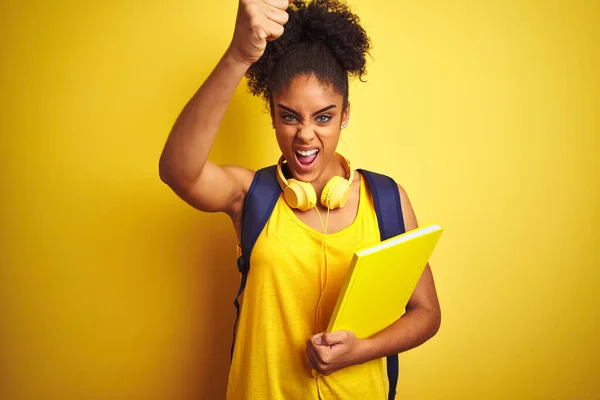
[358,169,405,400]
[231,165,281,360]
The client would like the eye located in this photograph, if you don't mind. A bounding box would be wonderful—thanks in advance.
[282,114,298,122]
[316,115,332,123]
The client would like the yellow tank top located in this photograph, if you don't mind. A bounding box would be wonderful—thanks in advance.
[226,174,389,399]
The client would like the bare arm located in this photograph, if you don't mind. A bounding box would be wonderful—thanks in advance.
[359,185,441,357]
[158,0,291,217]
[159,52,253,216]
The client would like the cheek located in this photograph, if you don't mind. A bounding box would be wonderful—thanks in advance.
[319,126,341,142]
[274,129,295,152]
[275,127,294,140]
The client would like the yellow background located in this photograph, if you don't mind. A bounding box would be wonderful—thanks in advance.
[1,0,598,399]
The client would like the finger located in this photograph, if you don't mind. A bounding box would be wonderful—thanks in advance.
[309,345,333,375]
[308,340,330,365]
[264,0,292,11]
[264,7,289,26]
[305,341,320,369]
[309,339,331,364]
[304,344,314,370]
[310,332,324,343]
[261,18,285,41]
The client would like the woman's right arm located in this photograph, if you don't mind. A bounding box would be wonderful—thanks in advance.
[158,0,291,217]
[159,51,253,217]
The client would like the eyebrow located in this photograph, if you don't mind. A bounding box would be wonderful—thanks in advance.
[277,104,337,117]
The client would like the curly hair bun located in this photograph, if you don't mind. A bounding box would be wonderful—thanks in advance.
[246,0,371,107]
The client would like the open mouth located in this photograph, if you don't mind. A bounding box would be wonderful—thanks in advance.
[295,149,319,169]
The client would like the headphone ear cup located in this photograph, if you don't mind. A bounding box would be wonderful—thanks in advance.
[284,179,317,211]
[320,176,352,209]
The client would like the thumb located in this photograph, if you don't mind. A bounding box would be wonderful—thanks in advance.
[257,28,268,41]
[314,331,346,346]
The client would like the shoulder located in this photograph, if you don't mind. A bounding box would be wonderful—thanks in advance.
[238,164,280,194]
[222,164,256,195]
[396,183,418,231]
[352,168,362,185]
[396,183,409,205]
[230,163,282,213]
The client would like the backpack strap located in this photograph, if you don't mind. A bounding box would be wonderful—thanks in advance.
[231,165,281,360]
[358,169,405,400]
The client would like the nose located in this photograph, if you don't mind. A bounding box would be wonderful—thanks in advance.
[296,124,315,143]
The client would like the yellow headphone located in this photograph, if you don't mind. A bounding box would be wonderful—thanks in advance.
[275,153,354,212]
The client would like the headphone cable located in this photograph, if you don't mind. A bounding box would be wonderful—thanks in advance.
[313,205,331,333]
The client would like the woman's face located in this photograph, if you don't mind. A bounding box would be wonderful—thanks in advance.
[271,74,350,185]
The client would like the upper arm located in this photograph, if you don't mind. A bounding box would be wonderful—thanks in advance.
[398,184,441,316]
[163,161,255,218]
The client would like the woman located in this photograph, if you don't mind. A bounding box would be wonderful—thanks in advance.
[159,0,441,398]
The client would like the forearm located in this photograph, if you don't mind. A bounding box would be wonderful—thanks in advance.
[159,49,250,185]
[360,305,441,362]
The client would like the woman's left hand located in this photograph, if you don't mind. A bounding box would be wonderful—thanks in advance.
[305,330,369,376]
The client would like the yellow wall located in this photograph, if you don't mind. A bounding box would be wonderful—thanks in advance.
[1,0,598,399]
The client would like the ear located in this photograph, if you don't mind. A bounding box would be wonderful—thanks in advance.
[342,102,351,126]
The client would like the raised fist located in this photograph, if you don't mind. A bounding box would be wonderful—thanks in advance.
[228,0,292,65]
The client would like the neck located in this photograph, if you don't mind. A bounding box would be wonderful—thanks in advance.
[311,156,348,203]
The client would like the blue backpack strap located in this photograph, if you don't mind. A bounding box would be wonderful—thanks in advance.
[358,169,405,400]
[231,165,281,360]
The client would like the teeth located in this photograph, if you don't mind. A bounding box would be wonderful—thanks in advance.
[296,149,318,156]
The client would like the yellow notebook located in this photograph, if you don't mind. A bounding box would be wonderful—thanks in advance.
[326,223,444,339]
